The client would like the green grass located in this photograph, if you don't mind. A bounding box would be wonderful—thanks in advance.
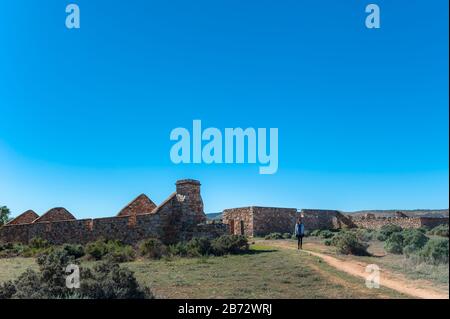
[307,238,449,289]
[0,257,37,283]
[123,245,405,298]
[0,245,407,299]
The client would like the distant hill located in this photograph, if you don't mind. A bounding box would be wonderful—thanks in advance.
[206,209,449,220]
[206,212,223,220]
[343,209,449,218]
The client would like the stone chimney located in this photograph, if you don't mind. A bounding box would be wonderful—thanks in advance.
[175,179,206,224]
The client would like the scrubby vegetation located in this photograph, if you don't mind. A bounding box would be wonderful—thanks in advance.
[384,232,405,254]
[85,239,136,262]
[264,232,284,240]
[418,238,449,265]
[1,234,250,263]
[376,224,403,241]
[428,224,449,238]
[0,249,152,299]
[0,238,53,258]
[140,235,249,259]
[309,229,338,239]
[327,231,369,256]
[139,238,167,259]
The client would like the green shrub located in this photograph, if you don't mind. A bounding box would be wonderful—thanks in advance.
[211,235,249,256]
[355,229,374,242]
[264,232,283,240]
[428,224,449,238]
[186,237,212,257]
[168,242,188,257]
[419,238,449,265]
[330,231,369,256]
[417,226,430,234]
[106,245,136,263]
[324,239,332,246]
[85,239,134,262]
[384,233,404,254]
[0,281,16,299]
[319,230,335,239]
[402,229,429,255]
[0,250,152,299]
[139,238,167,259]
[79,260,153,299]
[85,240,109,260]
[29,237,50,249]
[0,243,28,258]
[377,224,403,241]
[309,229,322,237]
[282,233,292,239]
[61,244,85,259]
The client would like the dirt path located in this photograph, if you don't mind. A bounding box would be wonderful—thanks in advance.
[261,240,449,299]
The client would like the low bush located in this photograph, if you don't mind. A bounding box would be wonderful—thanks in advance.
[309,229,322,237]
[428,224,449,238]
[186,237,212,257]
[167,242,188,257]
[0,243,27,258]
[211,235,249,256]
[85,239,135,262]
[330,231,369,256]
[139,238,167,259]
[79,260,153,299]
[29,237,50,249]
[282,233,292,239]
[61,244,85,259]
[419,238,449,265]
[0,250,152,299]
[384,233,404,254]
[377,224,403,241]
[355,228,375,242]
[402,229,429,255]
[318,230,335,239]
[264,232,283,240]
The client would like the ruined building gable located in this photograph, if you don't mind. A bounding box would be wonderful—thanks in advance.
[0,179,223,246]
[6,210,39,226]
[32,207,76,223]
[116,193,157,217]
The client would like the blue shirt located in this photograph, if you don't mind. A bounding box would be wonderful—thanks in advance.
[295,223,304,236]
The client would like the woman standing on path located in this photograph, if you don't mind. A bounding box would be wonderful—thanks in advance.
[295,218,305,250]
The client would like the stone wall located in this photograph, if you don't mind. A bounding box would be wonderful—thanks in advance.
[252,207,298,236]
[222,207,254,236]
[351,216,448,230]
[222,207,357,237]
[0,179,226,246]
[301,209,355,230]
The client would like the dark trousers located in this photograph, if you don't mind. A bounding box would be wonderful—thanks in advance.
[297,235,304,249]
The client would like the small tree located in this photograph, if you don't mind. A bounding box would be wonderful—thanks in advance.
[0,206,10,226]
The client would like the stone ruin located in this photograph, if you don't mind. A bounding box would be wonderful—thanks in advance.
[222,207,356,237]
[1,180,448,244]
[222,207,448,237]
[0,179,227,245]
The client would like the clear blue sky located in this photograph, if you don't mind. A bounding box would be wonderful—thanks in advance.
[1,0,448,218]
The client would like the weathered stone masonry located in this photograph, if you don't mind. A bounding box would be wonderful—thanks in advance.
[0,179,227,245]
[222,207,354,237]
[350,215,448,230]
[222,207,448,237]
